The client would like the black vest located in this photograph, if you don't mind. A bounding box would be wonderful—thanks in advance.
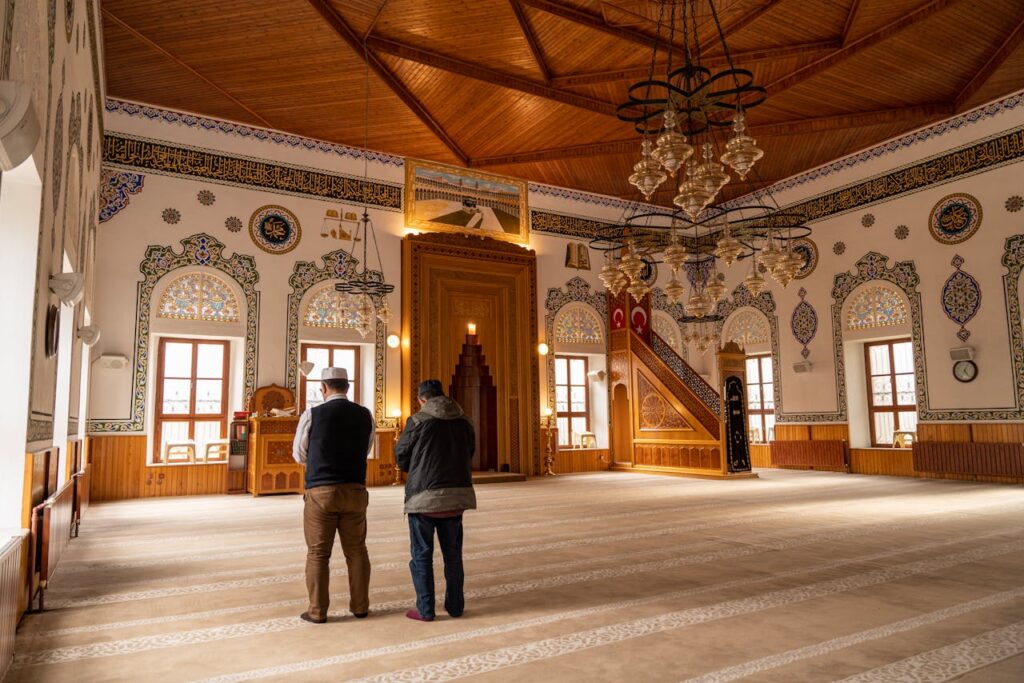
[305,398,374,488]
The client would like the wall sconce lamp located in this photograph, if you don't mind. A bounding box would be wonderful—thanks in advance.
[386,333,400,349]
[49,272,85,305]
[537,342,549,356]
[298,360,315,377]
[77,325,101,346]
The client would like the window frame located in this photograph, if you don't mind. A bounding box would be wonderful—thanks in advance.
[864,338,916,448]
[745,353,775,444]
[299,342,362,412]
[554,354,590,448]
[153,337,230,464]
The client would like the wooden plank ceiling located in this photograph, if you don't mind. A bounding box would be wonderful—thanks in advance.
[101,0,1024,205]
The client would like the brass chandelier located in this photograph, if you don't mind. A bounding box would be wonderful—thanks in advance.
[596,0,811,318]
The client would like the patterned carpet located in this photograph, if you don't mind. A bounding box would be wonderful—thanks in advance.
[10,470,1024,682]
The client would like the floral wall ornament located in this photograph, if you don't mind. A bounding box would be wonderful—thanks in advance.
[249,204,301,254]
[98,169,144,222]
[791,238,818,279]
[1006,195,1023,213]
[157,272,240,323]
[833,241,846,255]
[543,277,608,409]
[88,234,260,433]
[554,303,605,345]
[225,216,242,233]
[161,207,181,224]
[929,192,982,244]
[894,225,909,240]
[197,189,216,206]
[722,308,769,348]
[861,213,875,227]
[942,254,981,342]
[791,287,817,359]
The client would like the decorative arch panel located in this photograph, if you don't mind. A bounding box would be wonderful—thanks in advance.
[157,271,241,323]
[301,284,362,329]
[544,277,608,410]
[844,283,909,331]
[553,302,604,345]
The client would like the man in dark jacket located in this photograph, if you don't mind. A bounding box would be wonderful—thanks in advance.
[395,379,477,622]
[292,367,375,624]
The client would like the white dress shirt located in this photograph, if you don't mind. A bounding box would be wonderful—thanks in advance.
[292,393,376,464]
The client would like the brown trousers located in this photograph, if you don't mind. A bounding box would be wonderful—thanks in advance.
[303,483,371,620]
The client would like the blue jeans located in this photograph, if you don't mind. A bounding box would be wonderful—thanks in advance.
[408,513,464,619]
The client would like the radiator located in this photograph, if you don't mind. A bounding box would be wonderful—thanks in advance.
[913,441,1024,477]
[73,467,91,537]
[771,440,849,472]
[29,481,75,611]
[0,533,25,681]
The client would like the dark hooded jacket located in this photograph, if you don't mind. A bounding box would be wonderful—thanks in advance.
[394,396,477,514]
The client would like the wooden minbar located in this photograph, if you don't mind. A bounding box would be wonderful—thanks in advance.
[246,384,304,496]
[449,325,499,471]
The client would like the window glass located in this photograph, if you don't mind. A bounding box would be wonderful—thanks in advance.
[164,342,193,378]
[745,354,774,444]
[868,344,890,375]
[865,339,917,447]
[161,379,191,414]
[554,355,589,447]
[893,342,914,374]
[196,343,224,378]
[299,343,361,411]
[155,338,229,463]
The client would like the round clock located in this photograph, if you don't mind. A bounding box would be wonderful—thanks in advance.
[952,359,977,383]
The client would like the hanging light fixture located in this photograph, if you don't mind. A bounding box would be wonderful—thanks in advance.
[335,38,395,338]
[629,139,668,200]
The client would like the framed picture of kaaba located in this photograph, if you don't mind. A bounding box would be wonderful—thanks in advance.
[405,159,529,245]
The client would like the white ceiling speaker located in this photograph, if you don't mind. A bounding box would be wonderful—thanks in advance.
[48,272,85,305]
[949,346,974,361]
[298,360,315,377]
[587,369,607,382]
[96,354,129,370]
[77,325,101,346]
[792,361,813,374]
[0,80,40,171]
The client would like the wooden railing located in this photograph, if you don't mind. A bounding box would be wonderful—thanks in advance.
[913,441,1024,478]
[0,533,25,680]
[771,440,850,472]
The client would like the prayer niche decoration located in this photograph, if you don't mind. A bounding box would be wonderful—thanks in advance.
[225,216,242,233]
[1006,195,1023,213]
[833,241,846,255]
[553,304,604,345]
[157,272,241,323]
[162,208,181,224]
[197,189,216,206]
[929,193,982,245]
[861,213,875,228]
[302,285,362,329]
[845,284,908,331]
[249,204,301,254]
[791,238,818,280]
[791,287,817,359]
[941,254,981,342]
[98,169,144,223]
[894,225,909,240]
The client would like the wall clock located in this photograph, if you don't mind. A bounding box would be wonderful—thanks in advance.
[952,359,977,383]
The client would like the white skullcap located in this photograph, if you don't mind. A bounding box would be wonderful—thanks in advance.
[321,367,348,381]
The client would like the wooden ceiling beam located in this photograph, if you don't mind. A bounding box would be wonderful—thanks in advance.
[306,0,469,165]
[954,16,1024,112]
[362,0,390,41]
[518,0,669,51]
[471,105,952,167]
[841,0,862,47]
[508,0,551,83]
[101,8,275,128]
[713,0,785,43]
[767,0,964,96]
[552,41,839,87]
[366,36,617,115]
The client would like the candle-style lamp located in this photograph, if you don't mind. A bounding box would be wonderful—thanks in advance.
[467,322,477,336]
[389,408,404,485]
[542,405,557,476]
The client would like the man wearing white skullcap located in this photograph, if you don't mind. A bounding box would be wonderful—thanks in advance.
[292,367,375,624]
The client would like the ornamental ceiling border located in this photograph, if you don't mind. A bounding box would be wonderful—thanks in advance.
[101,133,403,211]
[543,276,608,410]
[286,250,390,427]
[722,92,1024,209]
[88,234,260,433]
[715,287,782,419]
[718,127,1024,231]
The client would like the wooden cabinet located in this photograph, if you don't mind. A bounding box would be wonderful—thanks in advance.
[247,416,304,496]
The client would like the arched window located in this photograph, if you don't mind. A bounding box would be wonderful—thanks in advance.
[845,284,908,331]
[157,272,240,323]
[553,303,604,345]
[652,310,683,355]
[722,309,770,348]
[302,284,362,329]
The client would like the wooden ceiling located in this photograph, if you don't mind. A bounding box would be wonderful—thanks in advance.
[101,0,1024,205]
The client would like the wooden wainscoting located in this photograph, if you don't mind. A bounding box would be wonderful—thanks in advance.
[552,449,611,474]
[771,440,849,472]
[90,436,228,500]
[850,448,916,476]
[750,444,772,468]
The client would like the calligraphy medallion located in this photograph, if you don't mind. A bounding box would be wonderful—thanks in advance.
[929,193,982,245]
[249,205,301,254]
[791,238,818,279]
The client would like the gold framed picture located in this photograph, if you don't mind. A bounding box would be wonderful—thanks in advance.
[405,159,529,244]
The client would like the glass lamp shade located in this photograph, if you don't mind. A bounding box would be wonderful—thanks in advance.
[629,139,668,200]
[651,111,693,177]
